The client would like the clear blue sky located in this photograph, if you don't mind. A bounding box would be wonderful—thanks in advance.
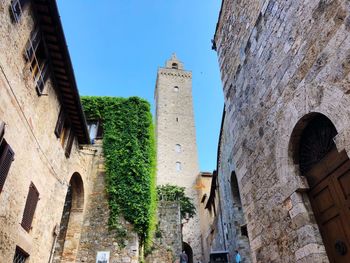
[57,0,224,172]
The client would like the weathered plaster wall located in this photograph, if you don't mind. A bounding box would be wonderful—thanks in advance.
[0,1,93,262]
[214,0,350,262]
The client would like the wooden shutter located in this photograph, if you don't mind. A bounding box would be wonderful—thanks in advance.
[65,130,74,158]
[54,110,65,138]
[21,183,39,232]
[0,141,15,193]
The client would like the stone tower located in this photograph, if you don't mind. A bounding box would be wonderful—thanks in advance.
[155,54,202,262]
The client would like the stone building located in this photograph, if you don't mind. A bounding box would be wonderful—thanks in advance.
[213,0,350,262]
[0,1,139,262]
[154,54,202,262]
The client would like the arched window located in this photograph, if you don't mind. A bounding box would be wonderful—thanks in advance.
[175,144,181,153]
[174,86,179,92]
[176,162,182,171]
[172,63,178,69]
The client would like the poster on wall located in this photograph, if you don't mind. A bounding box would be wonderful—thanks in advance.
[96,251,110,263]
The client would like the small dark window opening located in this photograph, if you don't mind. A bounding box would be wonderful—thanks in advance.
[176,117,179,122]
[172,63,178,69]
[241,224,248,238]
[0,139,15,193]
[21,183,39,232]
[13,246,29,263]
[10,0,29,23]
[25,28,50,95]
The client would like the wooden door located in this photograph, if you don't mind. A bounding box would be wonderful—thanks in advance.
[306,149,350,263]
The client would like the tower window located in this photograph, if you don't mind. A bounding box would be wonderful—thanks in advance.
[175,144,181,153]
[174,86,179,92]
[176,117,179,122]
[176,162,182,171]
[172,63,178,69]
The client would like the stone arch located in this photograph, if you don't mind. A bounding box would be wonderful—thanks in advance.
[288,112,338,173]
[53,172,85,263]
[182,242,193,263]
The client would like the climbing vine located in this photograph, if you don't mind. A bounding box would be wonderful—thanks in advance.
[81,96,157,249]
[157,184,196,220]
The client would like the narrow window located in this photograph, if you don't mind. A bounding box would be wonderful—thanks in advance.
[10,0,29,23]
[0,139,15,193]
[25,28,50,95]
[54,109,65,138]
[13,246,29,263]
[175,144,181,153]
[176,117,179,122]
[21,183,39,232]
[65,130,74,158]
[241,224,249,238]
[176,162,181,172]
[172,63,178,69]
[174,86,179,92]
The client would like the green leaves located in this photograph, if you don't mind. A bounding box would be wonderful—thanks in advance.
[82,96,157,250]
[157,184,196,219]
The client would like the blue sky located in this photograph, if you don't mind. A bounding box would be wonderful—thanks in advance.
[57,0,223,172]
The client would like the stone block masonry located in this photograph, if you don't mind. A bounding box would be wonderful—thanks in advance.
[76,141,139,263]
[214,0,350,262]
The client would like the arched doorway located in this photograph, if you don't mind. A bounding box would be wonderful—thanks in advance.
[53,173,84,263]
[183,242,193,263]
[293,114,350,262]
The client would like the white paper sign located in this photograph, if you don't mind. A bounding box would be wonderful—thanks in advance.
[96,251,110,263]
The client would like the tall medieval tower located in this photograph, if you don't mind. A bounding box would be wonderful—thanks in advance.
[155,54,202,262]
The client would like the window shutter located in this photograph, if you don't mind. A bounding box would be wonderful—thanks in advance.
[65,130,74,158]
[54,110,65,138]
[21,183,39,232]
[96,120,104,139]
[0,141,15,193]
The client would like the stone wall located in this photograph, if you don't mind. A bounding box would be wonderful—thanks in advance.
[0,1,94,262]
[214,0,350,262]
[146,201,182,263]
[155,55,202,262]
[76,141,139,263]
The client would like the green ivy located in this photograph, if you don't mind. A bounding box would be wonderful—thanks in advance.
[81,96,157,249]
[157,184,196,220]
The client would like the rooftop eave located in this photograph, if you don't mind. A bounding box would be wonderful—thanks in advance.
[32,0,90,144]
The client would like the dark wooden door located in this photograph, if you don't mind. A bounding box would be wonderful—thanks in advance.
[306,149,350,263]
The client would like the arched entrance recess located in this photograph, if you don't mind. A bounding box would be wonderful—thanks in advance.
[183,242,193,263]
[53,172,84,263]
[292,113,350,262]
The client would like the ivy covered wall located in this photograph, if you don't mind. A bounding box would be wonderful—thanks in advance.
[81,96,157,248]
